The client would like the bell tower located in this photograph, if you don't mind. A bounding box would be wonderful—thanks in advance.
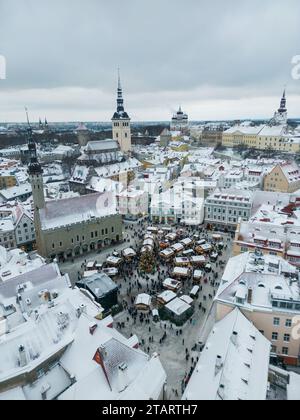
[26,112,45,210]
[112,70,131,153]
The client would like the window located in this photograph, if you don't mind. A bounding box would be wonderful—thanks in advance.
[271,345,277,354]
[282,347,289,356]
[273,317,280,326]
[286,319,292,328]
[272,332,278,341]
[284,334,290,343]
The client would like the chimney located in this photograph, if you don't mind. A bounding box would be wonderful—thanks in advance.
[247,288,253,304]
[80,303,87,314]
[98,344,107,361]
[89,322,98,335]
[215,355,223,376]
[19,345,28,368]
[231,331,238,346]
[118,362,129,393]
[218,384,226,400]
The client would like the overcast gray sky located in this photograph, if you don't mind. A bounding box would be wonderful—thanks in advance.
[0,0,299,122]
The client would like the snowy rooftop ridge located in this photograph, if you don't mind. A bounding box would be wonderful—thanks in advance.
[182,308,270,401]
[39,192,118,230]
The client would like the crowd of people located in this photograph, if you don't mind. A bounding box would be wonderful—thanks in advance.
[107,219,234,399]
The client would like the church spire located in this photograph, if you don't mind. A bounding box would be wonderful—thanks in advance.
[117,68,125,114]
[112,69,129,120]
[25,108,43,176]
[278,89,287,113]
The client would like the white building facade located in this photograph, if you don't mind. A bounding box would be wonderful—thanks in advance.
[205,189,253,230]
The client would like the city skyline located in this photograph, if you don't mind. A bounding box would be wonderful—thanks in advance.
[0,0,300,122]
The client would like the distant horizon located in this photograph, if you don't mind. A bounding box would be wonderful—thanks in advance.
[1,117,300,126]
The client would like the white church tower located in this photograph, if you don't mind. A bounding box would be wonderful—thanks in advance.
[112,70,131,153]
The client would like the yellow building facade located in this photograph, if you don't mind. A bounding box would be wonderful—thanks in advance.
[264,164,300,193]
[0,175,17,190]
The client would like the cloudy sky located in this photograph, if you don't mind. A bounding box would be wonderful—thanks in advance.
[0,0,299,122]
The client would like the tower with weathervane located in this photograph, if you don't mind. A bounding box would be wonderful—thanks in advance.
[112,70,132,153]
[27,118,45,254]
[27,125,45,211]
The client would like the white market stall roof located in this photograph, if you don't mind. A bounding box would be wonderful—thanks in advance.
[191,256,206,264]
[180,295,194,306]
[193,270,203,279]
[123,248,136,258]
[160,248,174,257]
[157,290,177,304]
[165,297,192,316]
[135,293,151,307]
[172,267,190,277]
[181,238,193,247]
[190,286,200,296]
[172,243,184,252]
[163,278,182,289]
[175,257,190,264]
[106,256,122,266]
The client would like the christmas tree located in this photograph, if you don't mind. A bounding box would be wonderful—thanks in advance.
[139,250,156,274]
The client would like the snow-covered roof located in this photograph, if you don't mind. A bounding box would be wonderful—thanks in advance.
[39,192,118,230]
[0,218,14,233]
[77,273,118,299]
[165,297,191,316]
[122,248,136,258]
[135,293,151,307]
[182,308,270,401]
[70,165,90,184]
[86,140,119,152]
[163,278,181,289]
[157,290,177,303]
[172,267,190,276]
[224,125,265,135]
[180,295,194,305]
[94,158,142,179]
[216,252,299,311]
[58,314,166,400]
[0,183,32,201]
[0,247,45,282]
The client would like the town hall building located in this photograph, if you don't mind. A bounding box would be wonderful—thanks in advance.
[27,126,122,260]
